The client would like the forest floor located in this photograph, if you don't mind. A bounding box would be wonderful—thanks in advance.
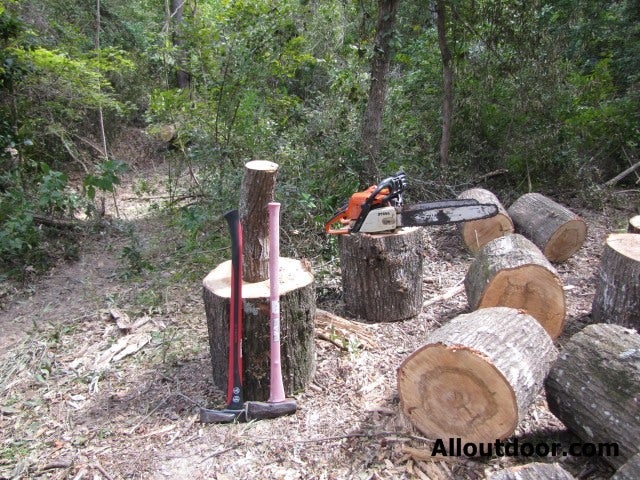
[0,129,636,480]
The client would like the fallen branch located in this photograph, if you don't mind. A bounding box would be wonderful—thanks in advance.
[422,283,465,309]
[604,157,640,187]
[314,309,379,349]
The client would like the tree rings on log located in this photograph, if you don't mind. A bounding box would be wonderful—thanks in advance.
[464,234,565,339]
[591,233,640,330]
[398,307,558,443]
[203,257,315,401]
[628,215,640,234]
[545,324,640,468]
[457,188,514,253]
[507,192,587,262]
[338,227,423,322]
[488,462,576,480]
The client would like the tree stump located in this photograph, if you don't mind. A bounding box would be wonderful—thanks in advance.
[591,233,640,330]
[507,192,587,262]
[457,188,514,253]
[338,227,423,322]
[545,324,640,469]
[203,258,316,401]
[398,307,558,443]
[488,463,576,480]
[628,215,640,234]
[464,234,565,339]
[613,452,640,480]
[239,160,279,282]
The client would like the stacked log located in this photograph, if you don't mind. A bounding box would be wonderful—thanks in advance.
[591,233,640,330]
[629,215,640,234]
[464,234,565,339]
[338,227,423,322]
[398,307,558,443]
[613,452,640,480]
[457,188,514,253]
[545,324,640,469]
[488,463,576,480]
[507,193,587,262]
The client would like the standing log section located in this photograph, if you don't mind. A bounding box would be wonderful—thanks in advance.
[338,227,423,322]
[398,307,558,443]
[545,324,640,469]
[591,233,640,330]
[464,234,565,339]
[507,192,587,262]
[203,161,316,401]
[457,188,514,253]
[628,215,640,234]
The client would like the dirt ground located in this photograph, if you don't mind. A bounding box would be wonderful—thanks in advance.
[0,137,636,479]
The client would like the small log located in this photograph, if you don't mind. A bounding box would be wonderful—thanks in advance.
[239,160,279,283]
[591,233,640,330]
[398,307,558,443]
[545,324,640,468]
[507,192,587,262]
[203,258,316,401]
[338,227,423,322]
[628,215,640,234]
[612,452,640,480]
[464,234,565,339]
[457,188,514,253]
[488,463,576,480]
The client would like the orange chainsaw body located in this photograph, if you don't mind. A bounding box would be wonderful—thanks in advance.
[325,185,392,234]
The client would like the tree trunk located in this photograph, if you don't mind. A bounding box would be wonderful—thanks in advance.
[465,234,565,339]
[545,323,640,469]
[170,0,190,89]
[203,258,316,401]
[338,227,423,322]
[591,233,640,330]
[457,188,514,253]
[360,0,401,183]
[238,160,279,283]
[628,215,640,233]
[488,463,576,480]
[398,307,558,443]
[435,0,453,166]
[507,193,587,262]
[613,452,640,480]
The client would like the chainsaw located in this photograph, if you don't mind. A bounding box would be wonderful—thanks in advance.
[325,171,499,235]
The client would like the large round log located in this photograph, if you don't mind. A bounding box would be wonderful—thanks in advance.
[591,233,640,330]
[507,192,587,262]
[488,463,576,480]
[628,215,640,234]
[398,307,558,443]
[457,188,514,253]
[544,324,640,469]
[238,160,279,282]
[464,233,565,339]
[338,227,423,322]
[613,452,640,480]
[203,257,316,401]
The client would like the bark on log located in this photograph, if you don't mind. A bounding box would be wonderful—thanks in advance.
[544,324,640,469]
[338,227,423,322]
[628,215,640,234]
[488,463,576,480]
[507,193,587,262]
[591,233,640,330]
[457,188,514,253]
[465,234,566,339]
[203,257,316,401]
[398,307,558,443]
[238,160,279,283]
[613,452,640,480]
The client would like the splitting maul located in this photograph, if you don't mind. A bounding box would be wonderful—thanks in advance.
[325,171,499,235]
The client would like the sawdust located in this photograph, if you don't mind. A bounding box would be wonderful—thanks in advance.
[0,138,635,479]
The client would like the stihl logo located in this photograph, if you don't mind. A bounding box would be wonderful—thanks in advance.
[376,210,392,217]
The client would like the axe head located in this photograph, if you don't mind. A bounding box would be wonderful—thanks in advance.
[199,406,246,424]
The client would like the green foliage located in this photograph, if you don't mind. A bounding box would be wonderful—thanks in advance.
[83,159,127,200]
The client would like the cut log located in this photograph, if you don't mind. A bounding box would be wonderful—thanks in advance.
[544,324,640,469]
[457,188,514,253]
[488,463,576,480]
[591,233,640,330]
[398,307,558,443]
[628,215,640,234]
[612,452,640,480]
[507,192,587,262]
[203,257,316,401]
[239,160,279,283]
[464,234,565,339]
[338,227,423,322]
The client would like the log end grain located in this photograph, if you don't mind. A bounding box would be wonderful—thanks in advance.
[544,218,588,262]
[461,213,515,254]
[629,215,640,234]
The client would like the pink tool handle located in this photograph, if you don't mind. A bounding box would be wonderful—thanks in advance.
[268,202,286,403]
